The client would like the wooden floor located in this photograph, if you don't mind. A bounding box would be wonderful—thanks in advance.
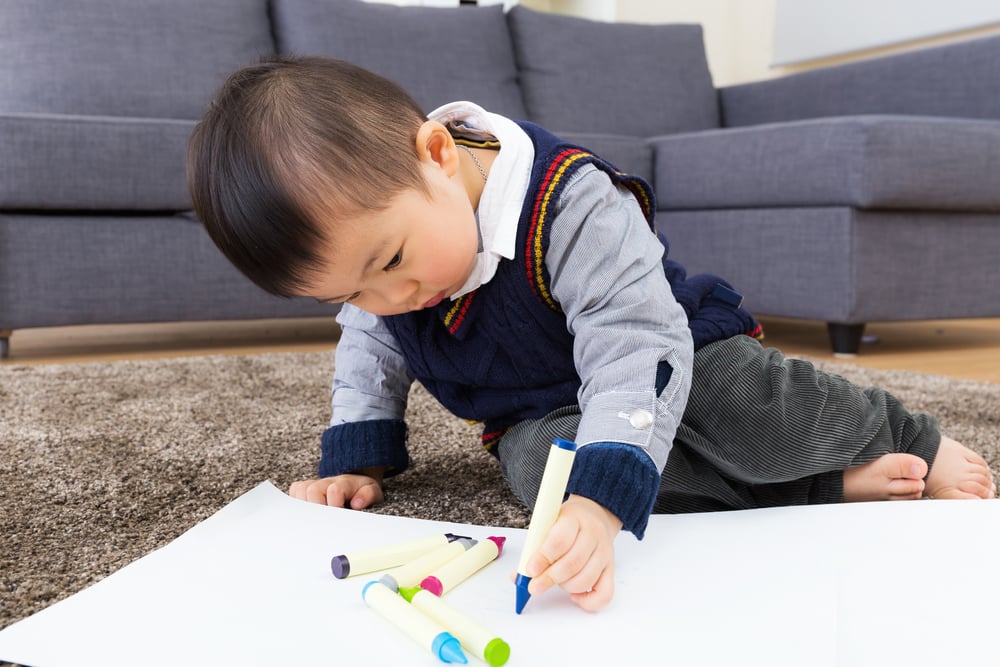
[2,316,999,384]
[756,317,1000,383]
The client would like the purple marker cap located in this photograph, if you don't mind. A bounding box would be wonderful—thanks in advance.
[331,554,350,579]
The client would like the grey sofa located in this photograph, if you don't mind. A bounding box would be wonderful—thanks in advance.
[2,0,998,358]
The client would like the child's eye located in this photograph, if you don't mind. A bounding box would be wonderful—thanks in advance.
[384,251,402,271]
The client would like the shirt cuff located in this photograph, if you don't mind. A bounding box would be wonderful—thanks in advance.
[566,442,660,539]
[575,389,676,474]
[318,420,410,479]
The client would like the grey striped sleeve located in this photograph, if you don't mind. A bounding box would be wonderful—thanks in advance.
[329,304,414,426]
[546,164,695,475]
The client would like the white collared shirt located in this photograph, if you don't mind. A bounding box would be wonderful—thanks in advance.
[427,101,534,300]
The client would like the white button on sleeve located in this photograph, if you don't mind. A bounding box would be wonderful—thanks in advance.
[628,409,654,430]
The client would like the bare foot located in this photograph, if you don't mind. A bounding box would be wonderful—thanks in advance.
[924,435,996,499]
[843,453,927,501]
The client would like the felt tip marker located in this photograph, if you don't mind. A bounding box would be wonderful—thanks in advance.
[362,581,468,664]
[331,533,469,579]
[420,536,506,597]
[379,538,477,593]
[401,586,511,667]
[514,438,577,614]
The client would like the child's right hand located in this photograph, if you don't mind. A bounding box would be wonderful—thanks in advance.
[288,470,385,509]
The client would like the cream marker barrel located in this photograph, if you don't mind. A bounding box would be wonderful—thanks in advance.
[331,533,468,579]
[379,538,477,593]
[362,581,467,664]
[514,438,577,614]
[400,586,511,667]
[419,536,506,597]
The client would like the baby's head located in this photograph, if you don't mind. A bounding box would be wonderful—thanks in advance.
[187,55,428,297]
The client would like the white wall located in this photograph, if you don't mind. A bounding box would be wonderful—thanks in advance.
[523,0,1000,86]
[616,0,775,86]
[773,0,1000,65]
[524,0,777,86]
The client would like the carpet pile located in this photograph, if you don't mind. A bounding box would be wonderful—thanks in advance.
[2,350,997,631]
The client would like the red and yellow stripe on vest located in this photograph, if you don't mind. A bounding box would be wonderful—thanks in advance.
[525,148,654,312]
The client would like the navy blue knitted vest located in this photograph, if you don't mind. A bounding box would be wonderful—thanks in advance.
[384,122,761,450]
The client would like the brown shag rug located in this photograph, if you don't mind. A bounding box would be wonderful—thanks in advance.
[2,349,998,634]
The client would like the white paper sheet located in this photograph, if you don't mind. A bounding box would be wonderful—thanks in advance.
[1,482,997,666]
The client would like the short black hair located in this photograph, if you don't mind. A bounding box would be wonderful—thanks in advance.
[187,55,427,297]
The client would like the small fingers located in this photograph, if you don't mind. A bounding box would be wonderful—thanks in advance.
[530,533,613,611]
[288,476,386,508]
[527,518,604,599]
[289,479,339,505]
[287,480,308,500]
[569,563,616,612]
[349,482,385,509]
[325,481,349,508]
[526,515,580,581]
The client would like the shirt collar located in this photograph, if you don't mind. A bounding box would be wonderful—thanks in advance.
[428,101,534,299]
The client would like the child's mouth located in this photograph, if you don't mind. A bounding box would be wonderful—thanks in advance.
[422,291,447,309]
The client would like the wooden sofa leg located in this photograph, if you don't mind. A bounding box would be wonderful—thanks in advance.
[0,330,10,359]
[826,323,865,356]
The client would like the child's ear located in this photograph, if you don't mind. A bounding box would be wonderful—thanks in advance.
[415,120,459,177]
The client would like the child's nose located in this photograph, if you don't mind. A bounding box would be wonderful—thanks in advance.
[382,280,419,308]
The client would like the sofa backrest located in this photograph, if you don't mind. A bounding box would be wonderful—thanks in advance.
[0,0,274,119]
[721,34,1000,127]
[506,6,720,137]
[0,0,715,211]
[271,0,527,119]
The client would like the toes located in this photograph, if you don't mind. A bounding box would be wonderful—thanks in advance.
[886,477,925,500]
[957,479,996,499]
[927,482,993,500]
[880,453,928,480]
[963,450,989,467]
[929,489,984,500]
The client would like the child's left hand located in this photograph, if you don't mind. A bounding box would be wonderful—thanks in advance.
[522,494,623,612]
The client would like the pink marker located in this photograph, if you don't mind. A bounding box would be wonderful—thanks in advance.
[420,536,506,596]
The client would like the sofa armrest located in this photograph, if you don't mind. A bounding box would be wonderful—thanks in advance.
[651,116,1000,212]
[720,34,1000,127]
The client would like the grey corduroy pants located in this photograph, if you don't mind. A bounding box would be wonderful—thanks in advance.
[497,335,940,515]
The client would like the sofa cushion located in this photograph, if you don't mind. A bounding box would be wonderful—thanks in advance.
[653,115,1000,211]
[663,207,1000,322]
[721,34,1000,127]
[271,0,527,119]
[0,0,274,119]
[555,133,654,185]
[507,6,719,137]
[0,113,194,210]
[0,213,336,330]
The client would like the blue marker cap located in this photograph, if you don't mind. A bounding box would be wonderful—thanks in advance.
[432,633,468,664]
[514,573,532,614]
[552,437,577,452]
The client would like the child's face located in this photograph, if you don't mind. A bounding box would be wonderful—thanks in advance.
[302,160,480,317]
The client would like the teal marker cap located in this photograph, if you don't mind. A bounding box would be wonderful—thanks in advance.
[432,632,468,664]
